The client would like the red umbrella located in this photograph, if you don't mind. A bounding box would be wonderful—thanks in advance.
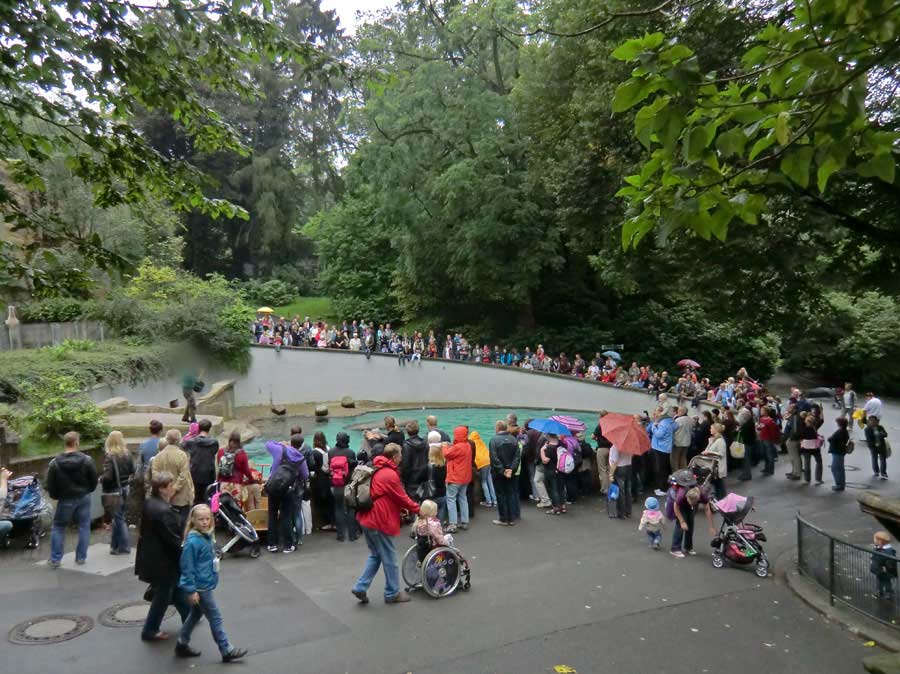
[599,413,651,455]
[677,359,701,369]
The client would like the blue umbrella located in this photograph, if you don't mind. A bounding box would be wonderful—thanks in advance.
[602,350,622,361]
[527,418,572,436]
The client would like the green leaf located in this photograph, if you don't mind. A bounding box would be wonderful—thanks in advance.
[748,134,775,161]
[682,126,709,162]
[780,146,813,188]
[634,97,669,148]
[660,44,693,64]
[857,154,896,184]
[612,78,653,113]
[715,128,747,158]
[643,32,665,49]
[612,38,644,61]
[816,151,845,193]
[774,111,790,146]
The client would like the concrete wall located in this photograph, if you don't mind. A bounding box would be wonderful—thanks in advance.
[91,346,681,416]
[1,320,105,351]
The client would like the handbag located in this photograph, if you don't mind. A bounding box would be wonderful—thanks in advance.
[729,440,746,459]
[415,464,436,501]
[886,439,893,458]
[101,455,125,511]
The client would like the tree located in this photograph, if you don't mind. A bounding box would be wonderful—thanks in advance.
[0,0,322,284]
[610,0,900,248]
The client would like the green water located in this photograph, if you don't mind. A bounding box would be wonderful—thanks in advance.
[243,406,599,467]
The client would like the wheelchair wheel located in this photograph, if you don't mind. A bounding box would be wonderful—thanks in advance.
[421,546,462,598]
[401,544,422,590]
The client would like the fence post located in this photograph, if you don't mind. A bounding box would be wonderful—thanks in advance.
[828,537,835,606]
[797,517,802,571]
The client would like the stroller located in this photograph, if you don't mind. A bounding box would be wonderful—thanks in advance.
[709,493,769,577]
[1,476,49,549]
[207,484,261,559]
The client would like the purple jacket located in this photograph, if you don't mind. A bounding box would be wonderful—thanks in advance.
[265,441,309,481]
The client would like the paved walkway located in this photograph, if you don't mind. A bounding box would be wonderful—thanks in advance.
[2,399,898,672]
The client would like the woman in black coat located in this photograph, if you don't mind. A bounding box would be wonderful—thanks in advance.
[136,471,190,641]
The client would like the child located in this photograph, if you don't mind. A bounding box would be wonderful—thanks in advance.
[175,504,247,663]
[638,496,665,550]
[871,530,898,600]
[413,499,451,562]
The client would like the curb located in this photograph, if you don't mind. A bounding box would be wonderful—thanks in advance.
[777,547,900,652]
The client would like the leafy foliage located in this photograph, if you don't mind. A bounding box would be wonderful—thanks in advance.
[19,297,96,323]
[20,375,110,443]
[612,1,900,248]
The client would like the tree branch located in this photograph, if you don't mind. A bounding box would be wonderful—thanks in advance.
[500,0,683,39]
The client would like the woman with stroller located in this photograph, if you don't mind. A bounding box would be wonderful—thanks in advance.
[699,423,728,499]
[101,430,135,555]
[670,486,716,559]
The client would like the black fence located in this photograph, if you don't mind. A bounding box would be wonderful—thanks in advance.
[797,515,900,627]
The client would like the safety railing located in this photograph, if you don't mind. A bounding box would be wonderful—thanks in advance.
[797,515,900,628]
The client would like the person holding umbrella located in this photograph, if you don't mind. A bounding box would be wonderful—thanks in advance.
[600,413,651,518]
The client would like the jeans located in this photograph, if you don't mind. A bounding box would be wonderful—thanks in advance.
[142,580,190,638]
[533,464,550,505]
[671,506,695,552]
[267,490,294,549]
[292,489,305,542]
[527,462,539,500]
[434,495,447,522]
[802,451,823,483]
[613,466,632,518]
[510,473,521,520]
[646,530,662,546]
[494,474,518,523]
[761,440,777,473]
[544,469,564,508]
[353,526,400,600]
[50,493,92,563]
[877,575,894,598]
[179,590,233,656]
[831,453,845,489]
[740,440,756,479]
[110,488,130,552]
[871,447,888,476]
[478,466,496,504]
[0,520,12,546]
[446,482,469,525]
[332,487,358,540]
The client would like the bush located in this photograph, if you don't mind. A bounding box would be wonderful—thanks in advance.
[19,297,93,323]
[20,375,110,443]
[248,279,295,307]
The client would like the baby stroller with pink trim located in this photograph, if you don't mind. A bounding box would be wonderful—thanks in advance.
[1,476,50,549]
[709,494,769,577]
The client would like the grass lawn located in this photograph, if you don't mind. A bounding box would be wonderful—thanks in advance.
[271,296,337,323]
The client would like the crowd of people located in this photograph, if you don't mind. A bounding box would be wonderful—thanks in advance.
[1,367,892,660]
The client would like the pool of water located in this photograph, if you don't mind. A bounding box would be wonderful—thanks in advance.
[243,406,599,467]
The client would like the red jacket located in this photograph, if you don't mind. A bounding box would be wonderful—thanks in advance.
[757,416,781,443]
[444,426,473,485]
[216,447,254,485]
[357,455,420,536]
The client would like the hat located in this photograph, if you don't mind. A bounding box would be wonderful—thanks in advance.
[427,430,442,446]
[644,497,659,510]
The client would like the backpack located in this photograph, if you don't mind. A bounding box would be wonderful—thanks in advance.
[330,455,350,488]
[218,450,236,479]
[344,464,381,512]
[556,446,575,474]
[264,448,301,497]
[665,486,680,521]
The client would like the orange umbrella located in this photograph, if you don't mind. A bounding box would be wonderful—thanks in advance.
[599,412,651,455]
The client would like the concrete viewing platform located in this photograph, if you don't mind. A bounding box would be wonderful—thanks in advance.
[106,411,224,439]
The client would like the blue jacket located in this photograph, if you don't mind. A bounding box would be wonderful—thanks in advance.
[179,531,218,593]
[650,417,676,454]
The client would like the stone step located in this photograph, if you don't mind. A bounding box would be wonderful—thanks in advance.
[106,412,224,439]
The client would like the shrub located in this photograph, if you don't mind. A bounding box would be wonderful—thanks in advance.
[19,297,89,323]
[20,375,110,443]
[245,278,295,306]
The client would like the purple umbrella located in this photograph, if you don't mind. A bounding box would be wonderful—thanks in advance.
[550,415,587,433]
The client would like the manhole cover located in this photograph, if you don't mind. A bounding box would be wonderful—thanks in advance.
[98,602,174,628]
[8,614,93,645]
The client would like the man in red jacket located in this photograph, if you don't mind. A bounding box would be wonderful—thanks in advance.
[352,444,420,604]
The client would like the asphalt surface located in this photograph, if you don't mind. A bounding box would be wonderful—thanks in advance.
[2,399,898,673]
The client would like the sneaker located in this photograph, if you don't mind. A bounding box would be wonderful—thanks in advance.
[283,546,296,554]
[686,549,697,556]
[459,523,469,531]
[446,525,458,533]
[881,474,889,480]
[351,589,369,604]
[832,486,845,492]
[815,480,824,485]
[267,545,278,553]
[536,501,552,508]
[175,642,202,658]
[653,541,661,550]
[670,550,686,559]
[48,560,60,569]
[222,648,247,662]
[507,520,517,526]
[75,559,87,566]
[480,501,492,507]
[491,519,509,526]
[654,489,666,497]
[385,591,412,604]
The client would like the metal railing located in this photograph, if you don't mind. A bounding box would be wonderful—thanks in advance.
[797,515,900,627]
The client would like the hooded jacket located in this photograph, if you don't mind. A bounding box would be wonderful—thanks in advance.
[179,530,219,593]
[471,430,490,470]
[400,432,429,491]
[356,455,420,536]
[184,435,220,486]
[328,432,358,477]
[445,426,473,484]
[47,451,98,501]
[265,441,310,482]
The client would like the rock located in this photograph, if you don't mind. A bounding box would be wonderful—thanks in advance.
[315,404,329,417]
[340,396,355,409]
[271,405,287,416]
[97,397,130,414]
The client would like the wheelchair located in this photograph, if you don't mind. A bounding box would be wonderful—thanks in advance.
[401,541,471,598]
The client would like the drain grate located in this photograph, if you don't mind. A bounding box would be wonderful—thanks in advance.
[98,601,174,628]
[8,614,93,645]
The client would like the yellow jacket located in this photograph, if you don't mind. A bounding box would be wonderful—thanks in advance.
[471,431,490,470]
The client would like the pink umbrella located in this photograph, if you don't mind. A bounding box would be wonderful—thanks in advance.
[550,415,586,433]
[678,359,700,369]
